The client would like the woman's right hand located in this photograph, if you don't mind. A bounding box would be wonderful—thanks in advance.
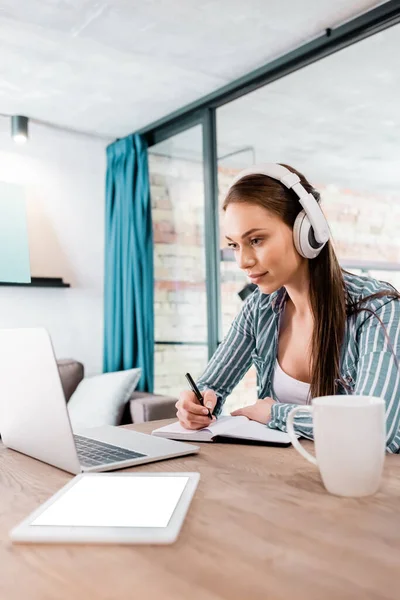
[175,389,217,430]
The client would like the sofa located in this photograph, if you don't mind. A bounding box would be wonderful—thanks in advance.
[57,359,177,425]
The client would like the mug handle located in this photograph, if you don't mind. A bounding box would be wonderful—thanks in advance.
[286,406,317,466]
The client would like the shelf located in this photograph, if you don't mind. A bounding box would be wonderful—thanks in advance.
[0,277,70,288]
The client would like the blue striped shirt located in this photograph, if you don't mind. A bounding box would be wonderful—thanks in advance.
[197,271,400,453]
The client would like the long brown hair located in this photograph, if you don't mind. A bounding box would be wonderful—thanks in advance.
[223,164,400,399]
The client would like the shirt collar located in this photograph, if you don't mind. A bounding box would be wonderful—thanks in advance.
[261,286,288,314]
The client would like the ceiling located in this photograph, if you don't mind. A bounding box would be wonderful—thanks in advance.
[151,19,400,194]
[0,0,385,139]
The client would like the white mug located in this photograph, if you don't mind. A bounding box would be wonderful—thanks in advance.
[286,395,386,497]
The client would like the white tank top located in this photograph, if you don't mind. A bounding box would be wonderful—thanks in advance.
[272,360,311,405]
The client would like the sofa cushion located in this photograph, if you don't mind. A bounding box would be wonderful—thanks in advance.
[67,368,142,431]
[57,359,84,402]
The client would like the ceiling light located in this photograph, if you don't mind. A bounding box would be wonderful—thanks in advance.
[11,115,29,144]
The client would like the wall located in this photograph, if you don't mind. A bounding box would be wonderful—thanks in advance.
[0,118,110,375]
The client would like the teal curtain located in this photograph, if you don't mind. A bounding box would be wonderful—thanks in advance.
[103,134,154,392]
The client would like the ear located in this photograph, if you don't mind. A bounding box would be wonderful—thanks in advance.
[293,209,325,259]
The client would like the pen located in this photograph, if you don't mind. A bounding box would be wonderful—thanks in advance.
[185,372,213,419]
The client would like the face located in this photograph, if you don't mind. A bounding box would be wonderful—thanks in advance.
[224,202,306,295]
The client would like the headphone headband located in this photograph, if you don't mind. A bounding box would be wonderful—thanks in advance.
[228,163,329,245]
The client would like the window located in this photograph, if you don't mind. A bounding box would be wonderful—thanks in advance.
[148,126,208,396]
[216,22,400,409]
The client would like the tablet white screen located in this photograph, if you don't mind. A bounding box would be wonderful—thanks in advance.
[31,476,189,528]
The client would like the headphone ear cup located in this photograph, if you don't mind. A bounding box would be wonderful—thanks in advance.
[293,210,323,259]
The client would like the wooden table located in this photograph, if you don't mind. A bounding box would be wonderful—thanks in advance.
[1,419,400,600]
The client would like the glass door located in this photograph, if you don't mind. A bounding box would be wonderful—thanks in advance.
[148,125,208,396]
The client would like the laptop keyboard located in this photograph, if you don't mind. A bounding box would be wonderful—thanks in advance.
[74,435,147,467]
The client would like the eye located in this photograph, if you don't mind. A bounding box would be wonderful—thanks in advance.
[227,242,238,250]
[250,238,262,246]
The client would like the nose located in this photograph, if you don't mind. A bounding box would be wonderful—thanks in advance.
[237,247,256,271]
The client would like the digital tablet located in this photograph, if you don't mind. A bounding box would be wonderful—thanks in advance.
[10,472,200,544]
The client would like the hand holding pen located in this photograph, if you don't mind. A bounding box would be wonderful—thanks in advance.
[174,373,217,430]
[185,373,213,419]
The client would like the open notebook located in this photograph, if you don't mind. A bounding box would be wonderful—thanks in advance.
[152,415,294,446]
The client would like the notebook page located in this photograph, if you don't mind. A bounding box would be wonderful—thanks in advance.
[225,419,294,443]
[153,421,213,435]
[207,415,249,435]
[153,416,248,437]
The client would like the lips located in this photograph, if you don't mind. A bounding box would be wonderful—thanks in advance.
[248,272,268,282]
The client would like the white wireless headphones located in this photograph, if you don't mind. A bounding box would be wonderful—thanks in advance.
[227,163,330,259]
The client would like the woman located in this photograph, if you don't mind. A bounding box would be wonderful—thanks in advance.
[175,163,400,453]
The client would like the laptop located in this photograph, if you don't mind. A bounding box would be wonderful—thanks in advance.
[0,328,199,474]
